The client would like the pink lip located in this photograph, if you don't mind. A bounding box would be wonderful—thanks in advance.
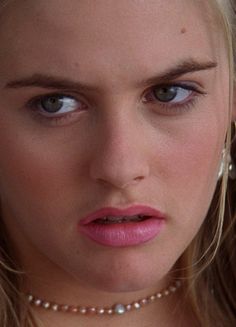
[78,205,165,247]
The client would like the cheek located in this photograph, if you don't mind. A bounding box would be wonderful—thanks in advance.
[158,117,225,235]
[0,126,78,222]
[162,105,225,185]
[170,134,220,186]
[170,140,218,214]
[0,131,85,263]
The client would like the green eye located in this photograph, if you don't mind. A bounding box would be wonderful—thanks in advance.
[142,83,203,115]
[153,86,178,102]
[40,96,65,113]
[35,94,81,116]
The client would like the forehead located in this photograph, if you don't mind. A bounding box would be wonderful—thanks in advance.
[0,0,226,86]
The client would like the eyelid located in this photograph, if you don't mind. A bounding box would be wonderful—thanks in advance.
[142,81,206,102]
[25,92,89,127]
[27,92,87,112]
[150,81,206,94]
[141,81,207,116]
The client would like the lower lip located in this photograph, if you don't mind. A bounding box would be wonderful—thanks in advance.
[79,218,164,247]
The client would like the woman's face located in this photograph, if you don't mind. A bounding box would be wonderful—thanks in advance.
[0,0,230,292]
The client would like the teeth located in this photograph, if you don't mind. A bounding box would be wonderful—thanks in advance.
[95,215,147,224]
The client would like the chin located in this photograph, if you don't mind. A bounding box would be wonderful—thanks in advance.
[77,264,168,293]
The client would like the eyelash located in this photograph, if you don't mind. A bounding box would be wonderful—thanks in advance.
[26,83,205,125]
[143,83,205,114]
[27,93,86,125]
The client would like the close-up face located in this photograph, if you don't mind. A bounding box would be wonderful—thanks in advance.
[0,0,231,293]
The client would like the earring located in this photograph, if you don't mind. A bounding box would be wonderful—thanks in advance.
[218,149,227,180]
[228,160,236,179]
[218,149,236,180]
[218,122,236,180]
[229,121,236,180]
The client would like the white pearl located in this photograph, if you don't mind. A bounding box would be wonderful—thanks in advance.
[34,299,42,306]
[133,302,141,309]
[61,305,69,312]
[126,304,132,311]
[97,308,105,315]
[43,302,50,309]
[79,307,87,314]
[52,304,59,311]
[156,293,162,298]
[149,295,156,301]
[28,295,33,302]
[88,307,96,314]
[70,307,78,313]
[107,309,113,315]
[140,298,148,305]
[114,304,126,314]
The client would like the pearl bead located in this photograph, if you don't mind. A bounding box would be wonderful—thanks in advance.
[52,304,59,311]
[97,308,105,315]
[149,295,156,302]
[61,305,69,312]
[114,304,126,315]
[133,302,141,309]
[107,309,113,315]
[43,302,50,309]
[34,299,42,306]
[28,295,33,303]
[126,304,132,311]
[79,307,87,314]
[88,307,96,314]
[70,306,78,313]
[156,293,162,298]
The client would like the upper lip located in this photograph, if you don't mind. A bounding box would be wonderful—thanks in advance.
[79,205,166,225]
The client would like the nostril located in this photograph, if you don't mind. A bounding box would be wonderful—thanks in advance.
[134,176,145,182]
[95,175,145,189]
[123,175,145,188]
[90,154,149,189]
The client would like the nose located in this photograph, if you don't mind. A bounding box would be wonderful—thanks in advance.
[89,113,150,189]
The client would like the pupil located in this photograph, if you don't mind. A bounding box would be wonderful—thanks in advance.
[41,96,63,113]
[154,87,177,102]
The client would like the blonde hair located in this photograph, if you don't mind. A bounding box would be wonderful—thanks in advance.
[0,1,236,326]
[179,1,236,326]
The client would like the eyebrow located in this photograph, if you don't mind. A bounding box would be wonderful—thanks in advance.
[5,58,217,91]
[139,59,217,86]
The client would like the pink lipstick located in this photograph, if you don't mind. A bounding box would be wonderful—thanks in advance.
[78,205,165,247]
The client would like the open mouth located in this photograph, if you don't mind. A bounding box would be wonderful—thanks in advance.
[79,206,165,246]
[93,215,151,224]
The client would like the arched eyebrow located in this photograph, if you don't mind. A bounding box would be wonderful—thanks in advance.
[138,58,217,86]
[4,58,217,91]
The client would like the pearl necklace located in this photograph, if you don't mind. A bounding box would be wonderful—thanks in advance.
[26,280,181,316]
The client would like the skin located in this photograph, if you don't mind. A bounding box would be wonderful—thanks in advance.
[0,0,233,326]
